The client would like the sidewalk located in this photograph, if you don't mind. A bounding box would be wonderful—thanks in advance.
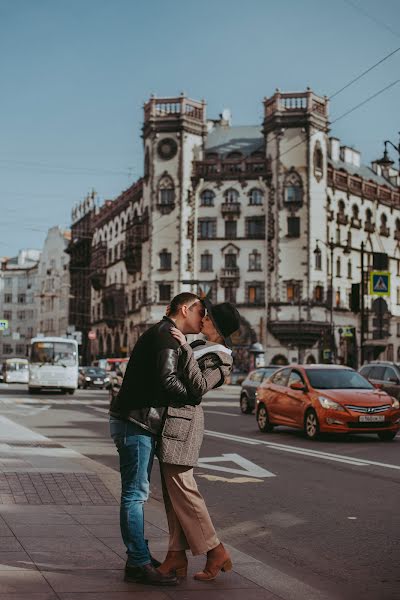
[0,414,340,600]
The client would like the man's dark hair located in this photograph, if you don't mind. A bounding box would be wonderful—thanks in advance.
[168,292,200,317]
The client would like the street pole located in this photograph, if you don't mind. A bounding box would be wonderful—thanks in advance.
[329,237,334,363]
[360,241,365,365]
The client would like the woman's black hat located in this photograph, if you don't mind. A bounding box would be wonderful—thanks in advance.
[201,297,241,348]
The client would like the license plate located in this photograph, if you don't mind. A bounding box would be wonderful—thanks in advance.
[359,415,385,422]
[94,380,102,384]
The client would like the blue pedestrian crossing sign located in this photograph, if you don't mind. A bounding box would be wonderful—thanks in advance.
[0,319,9,331]
[370,271,390,296]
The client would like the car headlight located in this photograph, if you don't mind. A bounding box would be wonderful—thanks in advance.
[85,377,91,381]
[318,396,345,411]
[391,398,400,409]
[104,377,110,383]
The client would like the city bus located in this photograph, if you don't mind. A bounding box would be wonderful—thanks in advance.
[2,358,29,384]
[29,337,79,394]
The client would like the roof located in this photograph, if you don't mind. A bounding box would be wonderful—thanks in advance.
[205,125,263,157]
[329,158,396,189]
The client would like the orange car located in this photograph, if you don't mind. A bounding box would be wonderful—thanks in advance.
[255,365,400,441]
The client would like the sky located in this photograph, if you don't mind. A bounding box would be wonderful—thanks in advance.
[1,0,399,257]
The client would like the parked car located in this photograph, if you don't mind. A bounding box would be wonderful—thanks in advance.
[78,366,110,389]
[240,366,280,414]
[256,364,400,441]
[359,362,400,400]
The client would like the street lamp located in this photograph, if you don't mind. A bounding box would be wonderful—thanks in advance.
[376,134,400,173]
[315,237,335,362]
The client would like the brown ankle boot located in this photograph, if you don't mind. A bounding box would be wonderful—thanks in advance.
[158,550,188,579]
[193,543,232,581]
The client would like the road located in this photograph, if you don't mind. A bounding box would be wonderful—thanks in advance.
[1,383,399,600]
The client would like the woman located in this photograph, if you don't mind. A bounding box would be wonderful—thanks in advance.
[157,300,241,581]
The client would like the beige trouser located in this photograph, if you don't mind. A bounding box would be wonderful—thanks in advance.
[160,463,220,555]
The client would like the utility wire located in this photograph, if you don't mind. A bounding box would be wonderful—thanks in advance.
[342,0,400,39]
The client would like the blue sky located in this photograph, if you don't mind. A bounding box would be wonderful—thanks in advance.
[1,0,399,256]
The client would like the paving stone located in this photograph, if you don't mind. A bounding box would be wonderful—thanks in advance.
[9,523,93,538]
[0,570,53,594]
[19,538,124,570]
[42,569,152,593]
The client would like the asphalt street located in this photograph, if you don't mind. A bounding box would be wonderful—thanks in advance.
[1,383,399,600]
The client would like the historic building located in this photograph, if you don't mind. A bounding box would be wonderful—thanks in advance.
[36,226,71,339]
[0,249,41,359]
[81,90,400,373]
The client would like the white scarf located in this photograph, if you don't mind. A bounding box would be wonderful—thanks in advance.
[193,341,232,360]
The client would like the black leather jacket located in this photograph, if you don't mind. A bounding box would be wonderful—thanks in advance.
[109,317,200,434]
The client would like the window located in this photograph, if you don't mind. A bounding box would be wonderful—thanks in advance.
[246,217,265,239]
[286,282,300,302]
[336,257,341,277]
[158,284,171,302]
[4,294,12,304]
[314,285,324,302]
[159,250,172,271]
[247,283,264,305]
[17,311,25,320]
[383,367,399,383]
[249,251,261,271]
[397,322,400,337]
[200,190,215,207]
[336,228,341,244]
[224,188,239,204]
[288,370,305,386]
[336,289,341,307]
[270,368,290,387]
[3,344,13,355]
[347,260,352,279]
[369,366,385,379]
[249,188,263,206]
[249,370,264,383]
[198,219,217,239]
[224,253,237,268]
[4,311,12,320]
[224,285,237,303]
[158,175,175,209]
[200,253,213,272]
[225,220,237,239]
[287,217,300,238]
[284,170,303,204]
[397,287,400,305]
[314,247,322,270]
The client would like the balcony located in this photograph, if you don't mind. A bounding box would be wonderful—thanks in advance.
[364,222,375,233]
[220,267,240,287]
[221,202,241,216]
[192,157,270,183]
[350,217,362,229]
[102,284,125,328]
[267,320,331,347]
[379,226,390,237]
[89,243,107,291]
[336,213,348,226]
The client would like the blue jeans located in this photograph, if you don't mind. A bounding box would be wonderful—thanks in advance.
[110,417,156,566]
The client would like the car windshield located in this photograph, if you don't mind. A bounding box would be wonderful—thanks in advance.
[305,369,374,390]
[85,368,106,376]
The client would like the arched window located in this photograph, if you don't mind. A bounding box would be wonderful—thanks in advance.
[158,175,175,211]
[284,170,303,204]
[249,188,263,206]
[347,260,352,279]
[224,188,239,204]
[352,204,359,219]
[338,200,345,215]
[249,250,261,271]
[380,213,389,236]
[313,143,323,181]
[365,208,374,232]
[144,148,150,178]
[314,246,322,270]
[395,219,400,240]
[314,285,324,302]
[200,190,215,207]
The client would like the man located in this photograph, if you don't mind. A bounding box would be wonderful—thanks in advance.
[109,292,205,586]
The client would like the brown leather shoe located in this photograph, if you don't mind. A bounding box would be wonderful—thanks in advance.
[194,542,232,581]
[158,550,188,578]
[124,562,178,586]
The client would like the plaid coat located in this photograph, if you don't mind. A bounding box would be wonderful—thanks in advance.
[158,344,233,467]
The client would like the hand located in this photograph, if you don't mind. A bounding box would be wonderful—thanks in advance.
[170,327,186,346]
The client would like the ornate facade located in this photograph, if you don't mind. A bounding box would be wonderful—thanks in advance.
[81,90,400,373]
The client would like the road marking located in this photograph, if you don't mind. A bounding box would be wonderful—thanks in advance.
[204,429,400,471]
[201,401,237,407]
[204,410,239,417]
[198,453,275,478]
[198,474,263,483]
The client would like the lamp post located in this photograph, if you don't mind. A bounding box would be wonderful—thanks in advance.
[376,134,400,173]
[315,237,335,362]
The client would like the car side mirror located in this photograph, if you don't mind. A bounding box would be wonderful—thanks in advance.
[290,381,306,392]
[389,377,399,384]
[373,382,383,389]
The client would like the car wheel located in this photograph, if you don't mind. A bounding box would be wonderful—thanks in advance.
[257,404,274,432]
[305,409,320,440]
[68,389,75,395]
[240,394,252,414]
[28,387,38,394]
[377,431,397,442]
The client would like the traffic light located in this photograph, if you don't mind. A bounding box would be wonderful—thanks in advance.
[350,283,360,313]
